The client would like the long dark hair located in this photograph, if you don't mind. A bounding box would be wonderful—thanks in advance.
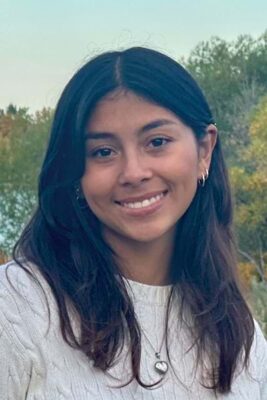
[11,47,254,394]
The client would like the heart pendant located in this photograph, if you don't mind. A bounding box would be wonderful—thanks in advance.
[154,360,168,375]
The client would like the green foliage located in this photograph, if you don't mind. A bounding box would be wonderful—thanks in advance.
[186,31,267,163]
[230,95,267,283]
[0,107,52,253]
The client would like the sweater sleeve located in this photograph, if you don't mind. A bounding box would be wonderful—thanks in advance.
[0,278,33,400]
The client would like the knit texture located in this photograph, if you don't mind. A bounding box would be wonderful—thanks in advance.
[0,261,266,399]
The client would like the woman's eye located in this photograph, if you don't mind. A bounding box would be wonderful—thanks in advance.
[149,137,170,148]
[90,148,114,158]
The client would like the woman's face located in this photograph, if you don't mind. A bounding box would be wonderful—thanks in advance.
[81,91,214,246]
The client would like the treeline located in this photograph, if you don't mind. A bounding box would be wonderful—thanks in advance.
[0,32,266,332]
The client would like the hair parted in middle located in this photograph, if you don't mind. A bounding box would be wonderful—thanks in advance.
[12,47,254,394]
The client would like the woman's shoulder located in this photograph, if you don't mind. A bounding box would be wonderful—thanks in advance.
[0,259,53,303]
[253,319,267,352]
[251,319,267,379]
[0,260,59,335]
[236,319,267,397]
[0,258,41,289]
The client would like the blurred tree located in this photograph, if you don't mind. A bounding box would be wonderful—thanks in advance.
[0,106,52,253]
[230,95,267,283]
[185,31,267,163]
[6,104,18,115]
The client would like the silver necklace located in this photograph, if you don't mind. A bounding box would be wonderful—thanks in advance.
[141,328,169,375]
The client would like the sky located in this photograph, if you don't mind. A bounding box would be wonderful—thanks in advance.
[1,0,267,112]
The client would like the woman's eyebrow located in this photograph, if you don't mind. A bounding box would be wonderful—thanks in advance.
[85,131,117,141]
[140,118,177,133]
[85,119,177,140]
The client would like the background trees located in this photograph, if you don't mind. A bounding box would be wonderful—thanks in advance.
[230,96,267,280]
[186,31,267,163]
[0,106,52,252]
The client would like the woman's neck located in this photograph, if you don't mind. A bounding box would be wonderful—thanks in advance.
[104,231,175,286]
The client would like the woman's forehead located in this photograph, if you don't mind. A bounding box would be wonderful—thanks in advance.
[87,91,180,130]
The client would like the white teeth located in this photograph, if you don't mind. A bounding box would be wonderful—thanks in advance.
[121,192,165,209]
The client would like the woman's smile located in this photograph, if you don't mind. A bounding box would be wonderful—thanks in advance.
[114,190,168,217]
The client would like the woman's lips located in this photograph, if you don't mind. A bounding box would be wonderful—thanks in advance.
[115,191,168,217]
[115,190,168,205]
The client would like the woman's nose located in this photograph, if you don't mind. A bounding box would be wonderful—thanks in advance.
[118,152,153,186]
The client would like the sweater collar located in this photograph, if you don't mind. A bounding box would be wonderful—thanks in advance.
[122,276,173,306]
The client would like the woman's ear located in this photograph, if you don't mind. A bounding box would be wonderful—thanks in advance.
[198,124,217,175]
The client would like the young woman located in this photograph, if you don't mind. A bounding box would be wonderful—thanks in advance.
[0,47,266,399]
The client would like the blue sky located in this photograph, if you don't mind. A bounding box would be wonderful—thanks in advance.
[1,0,267,112]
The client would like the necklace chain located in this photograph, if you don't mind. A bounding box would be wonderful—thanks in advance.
[141,328,169,375]
[141,328,166,358]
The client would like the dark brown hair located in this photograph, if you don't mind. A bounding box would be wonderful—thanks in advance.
[11,47,254,394]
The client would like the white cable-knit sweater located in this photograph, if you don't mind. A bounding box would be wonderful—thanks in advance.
[0,261,266,399]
